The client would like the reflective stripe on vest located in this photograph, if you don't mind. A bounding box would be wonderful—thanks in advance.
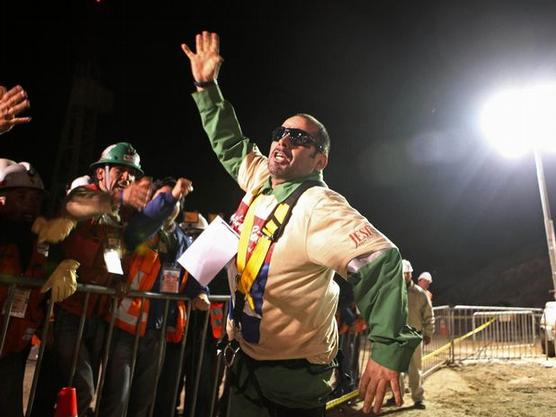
[209,302,225,340]
[111,246,159,336]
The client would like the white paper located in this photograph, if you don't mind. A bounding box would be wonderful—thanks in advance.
[178,216,239,286]
[104,249,124,275]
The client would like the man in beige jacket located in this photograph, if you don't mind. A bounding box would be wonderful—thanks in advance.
[394,260,435,409]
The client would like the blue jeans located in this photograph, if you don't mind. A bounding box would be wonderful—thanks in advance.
[53,308,106,416]
[99,327,163,417]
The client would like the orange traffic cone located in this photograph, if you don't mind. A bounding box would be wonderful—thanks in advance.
[54,387,78,417]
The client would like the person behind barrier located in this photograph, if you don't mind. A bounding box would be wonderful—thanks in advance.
[0,159,78,417]
[99,176,204,417]
[417,271,433,302]
[0,159,47,417]
[180,31,421,417]
[155,211,226,417]
[0,85,31,135]
[387,260,434,409]
[51,142,151,416]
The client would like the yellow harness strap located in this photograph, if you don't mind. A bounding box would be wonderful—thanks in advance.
[236,195,290,310]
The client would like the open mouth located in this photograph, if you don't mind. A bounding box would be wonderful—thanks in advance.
[273,149,291,164]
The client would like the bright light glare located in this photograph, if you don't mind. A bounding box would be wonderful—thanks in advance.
[480,84,556,158]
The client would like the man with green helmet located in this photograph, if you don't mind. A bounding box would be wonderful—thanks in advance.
[51,142,152,416]
[64,142,150,219]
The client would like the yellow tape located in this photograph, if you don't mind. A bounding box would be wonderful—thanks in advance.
[423,317,497,361]
[326,390,360,410]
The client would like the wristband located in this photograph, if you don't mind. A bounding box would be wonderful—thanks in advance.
[193,79,216,88]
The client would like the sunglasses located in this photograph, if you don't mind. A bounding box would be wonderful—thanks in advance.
[271,126,325,153]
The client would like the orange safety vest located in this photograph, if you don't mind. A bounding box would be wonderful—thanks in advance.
[109,240,188,343]
[0,241,47,356]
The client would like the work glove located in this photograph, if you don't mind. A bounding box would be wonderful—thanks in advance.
[32,216,77,243]
[41,259,80,302]
[191,293,210,311]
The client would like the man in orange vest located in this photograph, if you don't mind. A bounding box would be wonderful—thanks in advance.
[0,159,47,417]
[0,159,79,417]
[51,142,151,416]
[155,212,228,417]
[99,177,208,417]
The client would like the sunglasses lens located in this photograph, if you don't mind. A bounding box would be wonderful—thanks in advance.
[271,126,287,141]
[271,126,323,151]
[289,129,311,146]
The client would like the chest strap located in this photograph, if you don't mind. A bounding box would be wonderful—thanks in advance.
[236,180,324,311]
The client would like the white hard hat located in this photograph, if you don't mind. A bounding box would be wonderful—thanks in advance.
[418,272,433,283]
[0,158,44,191]
[402,259,413,273]
[181,211,208,232]
[67,175,91,194]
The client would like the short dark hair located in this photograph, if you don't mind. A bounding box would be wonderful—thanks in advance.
[153,177,177,191]
[295,113,330,155]
[153,177,185,206]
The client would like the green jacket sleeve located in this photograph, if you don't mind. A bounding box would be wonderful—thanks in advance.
[348,248,422,372]
[192,84,254,181]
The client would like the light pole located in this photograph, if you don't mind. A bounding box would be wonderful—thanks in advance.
[481,84,556,299]
[533,149,556,299]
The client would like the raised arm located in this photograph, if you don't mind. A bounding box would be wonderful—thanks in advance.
[181,32,259,184]
[64,178,151,221]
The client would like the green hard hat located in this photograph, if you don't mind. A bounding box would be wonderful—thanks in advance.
[90,142,143,176]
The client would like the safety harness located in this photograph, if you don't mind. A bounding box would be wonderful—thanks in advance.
[232,179,324,339]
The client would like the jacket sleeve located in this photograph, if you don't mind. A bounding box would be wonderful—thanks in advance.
[421,295,435,339]
[124,192,177,250]
[192,84,254,181]
[348,247,422,372]
[63,186,115,220]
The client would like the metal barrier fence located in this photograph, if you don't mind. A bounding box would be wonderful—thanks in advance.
[450,305,543,361]
[0,275,548,416]
[1,274,231,417]
[326,304,546,411]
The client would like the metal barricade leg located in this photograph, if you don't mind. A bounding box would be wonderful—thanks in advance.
[94,297,118,417]
[25,298,55,417]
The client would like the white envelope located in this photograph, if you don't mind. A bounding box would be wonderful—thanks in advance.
[178,216,239,286]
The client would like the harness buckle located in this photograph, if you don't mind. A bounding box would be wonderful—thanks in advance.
[224,342,240,368]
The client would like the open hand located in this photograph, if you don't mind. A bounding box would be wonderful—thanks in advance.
[0,85,31,134]
[181,31,223,88]
[359,358,402,414]
[121,177,152,210]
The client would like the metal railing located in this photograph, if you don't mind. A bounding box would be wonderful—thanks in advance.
[1,274,230,417]
[450,305,543,361]
[326,304,546,411]
[1,275,549,416]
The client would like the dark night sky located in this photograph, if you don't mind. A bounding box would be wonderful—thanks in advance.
[2,0,556,302]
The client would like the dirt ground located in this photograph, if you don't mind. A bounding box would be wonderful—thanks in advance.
[328,359,556,417]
